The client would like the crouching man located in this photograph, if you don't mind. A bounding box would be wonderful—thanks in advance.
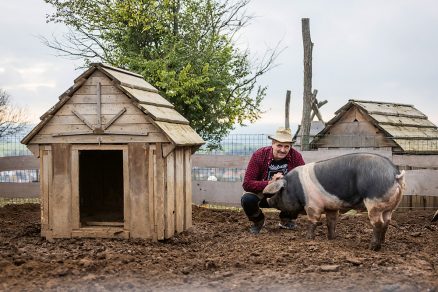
[241,127,305,234]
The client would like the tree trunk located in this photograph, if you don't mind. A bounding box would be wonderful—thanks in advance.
[173,0,181,36]
[285,90,291,129]
[301,18,313,151]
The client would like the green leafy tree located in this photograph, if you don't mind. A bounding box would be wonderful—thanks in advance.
[0,89,27,138]
[43,0,277,146]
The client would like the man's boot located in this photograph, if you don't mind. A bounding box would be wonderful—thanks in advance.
[250,215,265,234]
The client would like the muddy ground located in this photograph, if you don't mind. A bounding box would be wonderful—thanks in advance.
[0,204,437,291]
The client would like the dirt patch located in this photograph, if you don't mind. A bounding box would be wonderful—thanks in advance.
[0,204,437,291]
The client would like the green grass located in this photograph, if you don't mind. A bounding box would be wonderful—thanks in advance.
[0,198,40,207]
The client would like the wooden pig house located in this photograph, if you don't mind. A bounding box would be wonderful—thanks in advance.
[21,63,204,240]
[310,99,438,153]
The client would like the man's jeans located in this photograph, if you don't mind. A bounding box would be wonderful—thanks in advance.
[241,192,296,222]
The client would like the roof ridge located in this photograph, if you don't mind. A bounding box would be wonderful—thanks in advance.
[366,111,427,119]
[349,99,414,107]
[91,63,144,78]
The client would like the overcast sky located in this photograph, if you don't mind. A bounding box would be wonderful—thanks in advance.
[1,0,438,135]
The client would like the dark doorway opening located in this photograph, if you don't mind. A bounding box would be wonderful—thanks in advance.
[79,150,124,225]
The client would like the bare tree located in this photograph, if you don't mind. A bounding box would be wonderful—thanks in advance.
[0,89,27,138]
[301,18,313,151]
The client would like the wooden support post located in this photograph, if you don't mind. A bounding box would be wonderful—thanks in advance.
[301,18,313,151]
[97,82,101,129]
[285,90,291,129]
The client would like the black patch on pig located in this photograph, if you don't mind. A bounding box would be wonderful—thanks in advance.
[277,170,306,214]
[313,153,399,205]
[287,170,306,206]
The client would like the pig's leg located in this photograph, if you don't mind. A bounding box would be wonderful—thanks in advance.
[380,210,392,243]
[368,208,384,251]
[325,210,338,240]
[306,206,322,239]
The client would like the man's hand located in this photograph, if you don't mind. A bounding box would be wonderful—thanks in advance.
[269,172,284,184]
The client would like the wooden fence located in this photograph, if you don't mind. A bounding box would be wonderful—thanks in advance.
[192,149,438,208]
[0,156,39,198]
[1,149,438,208]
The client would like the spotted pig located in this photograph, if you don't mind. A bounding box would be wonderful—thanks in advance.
[263,153,405,251]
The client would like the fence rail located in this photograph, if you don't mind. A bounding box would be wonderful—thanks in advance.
[0,155,39,198]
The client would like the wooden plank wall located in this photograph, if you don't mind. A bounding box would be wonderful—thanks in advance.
[315,107,394,148]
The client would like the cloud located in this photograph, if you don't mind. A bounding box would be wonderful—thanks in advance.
[1,61,59,91]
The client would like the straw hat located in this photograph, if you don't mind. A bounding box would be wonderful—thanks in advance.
[268,127,293,143]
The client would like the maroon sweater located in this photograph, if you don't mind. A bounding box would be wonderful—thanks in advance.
[242,146,305,193]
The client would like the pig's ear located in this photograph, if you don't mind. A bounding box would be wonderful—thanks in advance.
[263,179,286,195]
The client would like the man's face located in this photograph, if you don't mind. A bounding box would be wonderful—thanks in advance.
[272,140,291,160]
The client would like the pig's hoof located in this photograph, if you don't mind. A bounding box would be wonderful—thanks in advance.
[327,235,336,240]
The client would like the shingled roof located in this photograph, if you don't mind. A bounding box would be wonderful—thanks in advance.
[22,63,204,147]
[311,99,438,153]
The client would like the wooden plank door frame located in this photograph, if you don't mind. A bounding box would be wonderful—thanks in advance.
[71,144,130,235]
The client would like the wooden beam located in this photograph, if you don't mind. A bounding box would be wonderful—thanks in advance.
[123,148,130,233]
[184,148,192,229]
[162,143,175,158]
[318,100,328,108]
[41,147,51,237]
[71,149,80,229]
[175,148,184,233]
[97,82,102,128]
[27,145,40,158]
[148,144,157,241]
[310,89,324,122]
[155,143,165,240]
[52,131,92,137]
[0,182,39,198]
[102,108,126,130]
[72,110,94,130]
[71,228,129,238]
[128,143,151,239]
[192,154,250,169]
[0,156,39,171]
[103,131,148,136]
[50,143,72,237]
[164,152,175,239]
